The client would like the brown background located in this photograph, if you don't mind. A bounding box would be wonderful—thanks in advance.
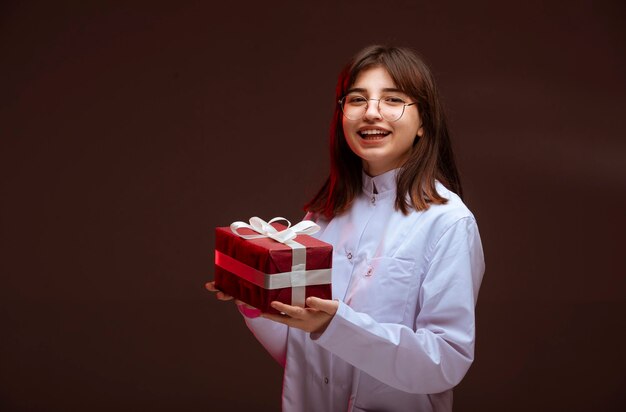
[1,1,624,411]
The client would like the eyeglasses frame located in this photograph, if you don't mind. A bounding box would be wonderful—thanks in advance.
[338,95,417,122]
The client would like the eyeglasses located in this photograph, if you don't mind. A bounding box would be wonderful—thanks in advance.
[338,94,417,122]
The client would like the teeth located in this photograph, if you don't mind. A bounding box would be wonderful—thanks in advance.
[360,129,388,135]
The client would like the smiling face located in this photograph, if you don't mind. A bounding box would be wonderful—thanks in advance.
[342,66,423,176]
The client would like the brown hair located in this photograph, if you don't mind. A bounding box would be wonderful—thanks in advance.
[305,45,462,219]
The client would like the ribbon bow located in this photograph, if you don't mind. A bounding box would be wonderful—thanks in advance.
[230,217,320,244]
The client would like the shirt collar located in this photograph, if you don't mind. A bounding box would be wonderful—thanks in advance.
[362,168,399,198]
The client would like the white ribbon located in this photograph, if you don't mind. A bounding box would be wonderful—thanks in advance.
[228,217,324,307]
[230,216,320,244]
[215,251,331,289]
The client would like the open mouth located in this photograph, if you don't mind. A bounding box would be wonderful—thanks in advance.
[357,129,391,140]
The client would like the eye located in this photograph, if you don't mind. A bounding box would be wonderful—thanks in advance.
[346,95,367,105]
[382,96,406,105]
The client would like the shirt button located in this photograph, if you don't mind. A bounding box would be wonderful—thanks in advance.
[365,267,373,277]
[347,252,353,260]
[324,377,329,384]
[371,196,376,204]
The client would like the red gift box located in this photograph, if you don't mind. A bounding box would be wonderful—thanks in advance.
[214,219,333,315]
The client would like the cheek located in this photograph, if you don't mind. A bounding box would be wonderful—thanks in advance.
[404,113,421,136]
[342,118,353,135]
[341,121,361,154]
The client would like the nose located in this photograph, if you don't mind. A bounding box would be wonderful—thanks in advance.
[363,98,382,121]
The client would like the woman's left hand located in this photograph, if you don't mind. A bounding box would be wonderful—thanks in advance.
[261,296,339,334]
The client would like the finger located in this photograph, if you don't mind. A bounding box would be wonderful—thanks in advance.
[270,301,306,318]
[206,282,234,301]
[205,281,218,292]
[216,291,234,301]
[306,297,339,315]
[261,313,295,327]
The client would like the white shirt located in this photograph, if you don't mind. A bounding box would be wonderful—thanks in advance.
[241,169,485,411]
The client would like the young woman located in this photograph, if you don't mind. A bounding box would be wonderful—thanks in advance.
[206,45,485,411]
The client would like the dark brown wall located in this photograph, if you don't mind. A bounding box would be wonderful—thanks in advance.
[1,1,624,411]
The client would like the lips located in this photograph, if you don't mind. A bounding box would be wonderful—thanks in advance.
[357,128,391,140]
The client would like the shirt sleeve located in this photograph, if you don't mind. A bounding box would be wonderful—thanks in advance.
[238,305,289,367]
[311,216,485,394]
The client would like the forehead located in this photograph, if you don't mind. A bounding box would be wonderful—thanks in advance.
[351,66,397,89]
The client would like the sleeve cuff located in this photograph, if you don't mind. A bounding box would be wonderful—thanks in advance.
[309,300,349,342]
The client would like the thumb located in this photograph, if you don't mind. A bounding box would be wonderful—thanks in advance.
[306,297,339,315]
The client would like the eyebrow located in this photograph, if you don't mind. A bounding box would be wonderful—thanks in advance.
[346,87,406,95]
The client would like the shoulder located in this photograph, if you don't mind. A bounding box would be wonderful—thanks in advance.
[402,181,477,231]
[302,211,330,239]
[425,181,477,226]
[397,182,479,252]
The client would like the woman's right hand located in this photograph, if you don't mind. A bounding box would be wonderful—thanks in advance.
[205,281,235,301]
[205,281,262,318]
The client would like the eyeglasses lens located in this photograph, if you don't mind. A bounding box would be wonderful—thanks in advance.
[341,97,404,122]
